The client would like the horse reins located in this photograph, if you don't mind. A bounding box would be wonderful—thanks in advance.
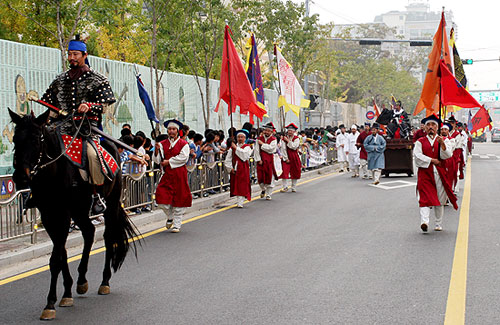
[31,111,88,175]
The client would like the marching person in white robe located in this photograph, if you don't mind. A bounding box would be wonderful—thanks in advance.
[346,125,361,177]
[335,124,348,172]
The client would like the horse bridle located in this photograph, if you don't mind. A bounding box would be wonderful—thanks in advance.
[31,111,89,176]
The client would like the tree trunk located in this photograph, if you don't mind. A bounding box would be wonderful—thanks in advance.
[205,72,211,129]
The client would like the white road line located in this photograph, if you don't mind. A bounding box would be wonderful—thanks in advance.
[369,180,416,190]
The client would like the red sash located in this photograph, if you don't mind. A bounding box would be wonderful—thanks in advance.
[416,137,457,209]
[256,135,276,185]
[230,144,251,201]
[155,138,192,207]
[280,135,301,180]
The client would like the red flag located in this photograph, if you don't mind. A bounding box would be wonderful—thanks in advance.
[440,60,482,108]
[215,25,264,124]
[414,11,452,116]
[372,98,380,117]
[470,107,493,135]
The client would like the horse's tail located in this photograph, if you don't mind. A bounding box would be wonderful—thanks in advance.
[107,205,140,272]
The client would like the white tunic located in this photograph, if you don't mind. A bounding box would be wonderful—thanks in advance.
[254,136,277,162]
[152,137,190,169]
[414,135,453,205]
[224,144,253,171]
[336,132,348,162]
[280,136,300,161]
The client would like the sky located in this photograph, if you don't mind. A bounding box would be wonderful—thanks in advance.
[294,0,500,91]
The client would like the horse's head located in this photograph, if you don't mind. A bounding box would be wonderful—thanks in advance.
[8,108,50,189]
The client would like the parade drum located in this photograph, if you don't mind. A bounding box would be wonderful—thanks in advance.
[121,161,146,181]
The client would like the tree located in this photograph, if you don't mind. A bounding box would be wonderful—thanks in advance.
[329,23,426,111]
[85,0,150,65]
[142,0,189,127]
[178,0,230,129]
[2,0,88,70]
[232,0,327,89]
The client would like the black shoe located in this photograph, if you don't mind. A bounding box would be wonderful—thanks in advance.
[91,194,107,215]
[141,206,152,212]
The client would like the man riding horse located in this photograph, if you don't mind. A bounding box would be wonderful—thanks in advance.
[40,36,117,213]
[9,36,138,320]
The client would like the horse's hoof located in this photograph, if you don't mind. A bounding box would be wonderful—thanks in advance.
[40,309,56,321]
[59,297,74,307]
[98,285,110,295]
[76,282,88,294]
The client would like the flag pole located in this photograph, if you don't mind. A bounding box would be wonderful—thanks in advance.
[439,7,445,132]
[225,22,235,140]
[274,44,286,134]
[135,63,158,141]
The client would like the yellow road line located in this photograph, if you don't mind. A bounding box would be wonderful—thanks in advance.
[0,170,338,286]
[444,158,472,325]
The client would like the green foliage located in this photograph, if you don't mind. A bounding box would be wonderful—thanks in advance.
[0,0,428,115]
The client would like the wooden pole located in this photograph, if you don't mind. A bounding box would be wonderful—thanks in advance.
[225,23,235,140]
[274,44,286,134]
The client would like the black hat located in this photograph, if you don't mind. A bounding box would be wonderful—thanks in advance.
[457,122,463,127]
[164,119,183,130]
[371,123,380,129]
[442,122,453,131]
[235,129,249,138]
[364,122,371,127]
[339,124,345,129]
[263,122,275,130]
[422,114,441,126]
[285,123,299,130]
[447,115,457,123]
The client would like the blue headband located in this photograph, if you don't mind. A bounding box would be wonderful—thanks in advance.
[68,40,87,52]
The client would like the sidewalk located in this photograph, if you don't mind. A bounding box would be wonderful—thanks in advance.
[0,164,339,280]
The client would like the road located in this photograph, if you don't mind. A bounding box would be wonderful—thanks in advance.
[0,142,499,324]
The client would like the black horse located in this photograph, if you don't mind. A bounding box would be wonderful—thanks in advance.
[9,109,138,321]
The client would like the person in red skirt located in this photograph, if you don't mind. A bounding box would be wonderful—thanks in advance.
[254,122,277,200]
[153,119,192,233]
[414,115,457,232]
[439,122,457,194]
[280,123,301,193]
[224,129,253,208]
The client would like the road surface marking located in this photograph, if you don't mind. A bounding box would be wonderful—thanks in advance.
[368,180,416,190]
[0,171,339,286]
[444,158,472,325]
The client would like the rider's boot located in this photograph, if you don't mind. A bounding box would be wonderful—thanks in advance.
[91,186,106,215]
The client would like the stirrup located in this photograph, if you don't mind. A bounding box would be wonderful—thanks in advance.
[91,194,107,215]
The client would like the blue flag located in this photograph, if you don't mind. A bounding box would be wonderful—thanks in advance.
[136,75,159,123]
[245,34,266,111]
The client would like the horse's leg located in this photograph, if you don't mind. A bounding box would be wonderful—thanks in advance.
[98,235,113,295]
[40,216,71,320]
[75,214,95,294]
[58,247,74,307]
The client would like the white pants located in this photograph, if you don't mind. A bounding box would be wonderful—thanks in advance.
[282,179,298,189]
[159,204,186,229]
[236,196,246,206]
[420,206,444,226]
[360,159,368,178]
[371,169,381,182]
[259,181,274,196]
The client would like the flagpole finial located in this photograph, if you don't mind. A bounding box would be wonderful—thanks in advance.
[225,19,229,25]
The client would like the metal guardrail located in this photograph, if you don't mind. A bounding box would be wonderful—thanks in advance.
[0,145,337,244]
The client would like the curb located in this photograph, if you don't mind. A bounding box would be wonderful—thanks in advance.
[0,164,338,278]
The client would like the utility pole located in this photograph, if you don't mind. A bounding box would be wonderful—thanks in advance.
[301,0,310,130]
[304,0,310,96]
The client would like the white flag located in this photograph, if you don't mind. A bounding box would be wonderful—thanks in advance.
[275,45,310,117]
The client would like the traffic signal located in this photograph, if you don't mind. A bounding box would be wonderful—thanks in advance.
[462,59,473,65]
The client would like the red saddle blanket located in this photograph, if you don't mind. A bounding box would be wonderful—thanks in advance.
[61,134,119,179]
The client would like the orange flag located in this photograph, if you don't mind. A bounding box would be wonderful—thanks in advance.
[413,11,453,117]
